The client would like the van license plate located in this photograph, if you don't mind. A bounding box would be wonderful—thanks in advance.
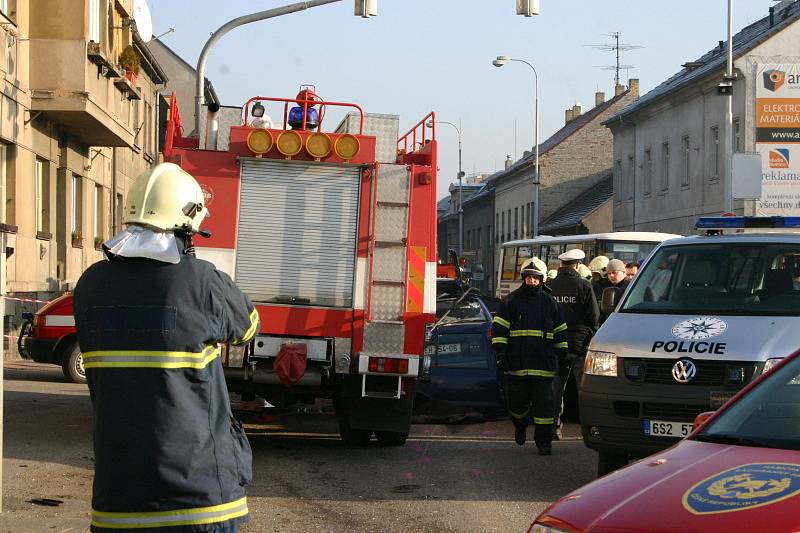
[644,419,693,438]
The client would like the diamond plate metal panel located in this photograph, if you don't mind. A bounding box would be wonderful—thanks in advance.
[371,284,404,320]
[375,206,407,242]
[363,322,405,355]
[372,247,406,282]
[376,164,410,204]
[335,112,400,164]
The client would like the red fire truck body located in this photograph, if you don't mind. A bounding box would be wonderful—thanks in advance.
[22,91,438,445]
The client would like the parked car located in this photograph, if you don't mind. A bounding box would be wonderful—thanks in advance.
[529,348,800,533]
[415,290,506,418]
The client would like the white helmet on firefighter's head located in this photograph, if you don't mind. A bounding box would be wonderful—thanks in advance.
[577,264,592,280]
[588,255,610,276]
[520,257,547,279]
[124,163,208,234]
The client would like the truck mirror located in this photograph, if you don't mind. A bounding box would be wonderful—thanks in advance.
[601,287,621,316]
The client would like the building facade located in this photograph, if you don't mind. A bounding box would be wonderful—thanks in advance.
[489,81,639,272]
[608,1,800,235]
[2,0,166,348]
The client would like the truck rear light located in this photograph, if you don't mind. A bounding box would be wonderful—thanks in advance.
[35,314,45,328]
[368,357,409,374]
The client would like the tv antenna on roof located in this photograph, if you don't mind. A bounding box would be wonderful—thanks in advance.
[586,32,643,87]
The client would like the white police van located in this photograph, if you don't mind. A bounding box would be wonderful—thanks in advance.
[582,216,800,475]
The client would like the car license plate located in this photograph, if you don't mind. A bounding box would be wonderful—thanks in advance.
[437,343,461,354]
[643,419,693,438]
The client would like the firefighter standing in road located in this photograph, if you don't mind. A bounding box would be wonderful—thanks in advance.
[73,163,260,533]
[547,249,600,438]
[491,259,568,455]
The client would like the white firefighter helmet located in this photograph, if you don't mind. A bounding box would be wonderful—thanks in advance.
[124,163,208,234]
[547,269,558,280]
[577,264,593,280]
[588,255,610,276]
[520,257,547,278]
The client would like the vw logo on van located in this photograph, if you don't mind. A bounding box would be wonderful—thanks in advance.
[672,317,728,340]
[672,359,697,383]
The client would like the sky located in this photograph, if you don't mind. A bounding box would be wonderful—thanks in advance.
[146,0,783,201]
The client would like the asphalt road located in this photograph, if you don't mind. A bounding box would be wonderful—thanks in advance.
[1,361,597,533]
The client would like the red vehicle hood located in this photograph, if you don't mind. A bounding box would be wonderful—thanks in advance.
[539,440,800,533]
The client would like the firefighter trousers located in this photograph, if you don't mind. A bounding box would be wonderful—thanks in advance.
[505,376,554,447]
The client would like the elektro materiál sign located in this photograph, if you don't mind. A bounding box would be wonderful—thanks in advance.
[756,64,800,215]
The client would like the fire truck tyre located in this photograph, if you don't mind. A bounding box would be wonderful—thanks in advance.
[597,452,628,477]
[375,430,409,446]
[337,411,372,446]
[62,343,87,384]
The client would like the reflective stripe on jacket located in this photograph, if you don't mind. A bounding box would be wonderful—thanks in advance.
[491,283,568,376]
[74,251,259,532]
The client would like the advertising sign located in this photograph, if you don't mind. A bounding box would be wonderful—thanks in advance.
[756,64,800,215]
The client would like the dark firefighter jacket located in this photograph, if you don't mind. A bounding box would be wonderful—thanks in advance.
[548,267,600,357]
[490,283,568,378]
[73,248,259,532]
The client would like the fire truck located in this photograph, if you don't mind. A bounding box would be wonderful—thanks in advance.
[20,89,439,445]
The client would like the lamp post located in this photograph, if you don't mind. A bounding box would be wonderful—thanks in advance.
[429,119,464,256]
[493,55,540,238]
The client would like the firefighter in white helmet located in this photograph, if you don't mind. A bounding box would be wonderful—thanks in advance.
[588,255,610,298]
[491,258,568,455]
[74,163,259,533]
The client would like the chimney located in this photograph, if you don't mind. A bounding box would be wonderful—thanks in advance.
[572,103,583,118]
[770,6,775,26]
[565,108,574,124]
[615,83,625,96]
[595,91,605,107]
[628,78,640,97]
[505,155,513,169]
[718,40,725,52]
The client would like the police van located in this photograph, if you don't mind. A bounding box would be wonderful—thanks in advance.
[582,216,800,476]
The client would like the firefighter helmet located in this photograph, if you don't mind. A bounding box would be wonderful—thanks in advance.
[547,269,558,280]
[124,163,208,234]
[520,257,547,278]
[588,255,609,276]
[577,264,592,280]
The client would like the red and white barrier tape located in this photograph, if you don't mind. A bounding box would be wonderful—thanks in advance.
[2,295,50,304]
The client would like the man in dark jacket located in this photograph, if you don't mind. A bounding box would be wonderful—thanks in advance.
[547,249,600,438]
[595,258,630,324]
[491,259,568,455]
[74,163,259,533]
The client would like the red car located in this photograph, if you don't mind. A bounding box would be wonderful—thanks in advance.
[530,350,800,533]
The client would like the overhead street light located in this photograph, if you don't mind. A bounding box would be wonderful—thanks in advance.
[492,55,540,239]
[516,0,540,16]
[428,119,464,257]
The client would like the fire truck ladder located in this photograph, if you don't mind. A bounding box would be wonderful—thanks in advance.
[361,163,413,398]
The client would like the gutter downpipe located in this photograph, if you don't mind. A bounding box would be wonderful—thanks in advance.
[194,0,343,142]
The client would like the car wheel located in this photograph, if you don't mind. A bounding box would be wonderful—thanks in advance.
[336,407,372,446]
[61,343,87,384]
[597,451,628,477]
[375,431,408,446]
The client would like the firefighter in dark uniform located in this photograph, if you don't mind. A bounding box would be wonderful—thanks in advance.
[491,259,568,455]
[547,249,600,439]
[73,163,260,533]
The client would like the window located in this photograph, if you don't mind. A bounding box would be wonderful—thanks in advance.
[0,144,6,224]
[643,148,652,196]
[495,214,499,243]
[507,209,511,241]
[115,193,123,234]
[500,211,505,243]
[627,155,634,200]
[711,126,720,180]
[145,101,154,157]
[94,184,104,241]
[681,135,691,188]
[72,174,83,236]
[476,228,481,250]
[734,118,741,152]
[35,158,49,233]
[614,159,622,203]
[514,207,519,239]
[466,229,471,249]
[661,142,670,192]
[89,0,100,42]
[525,202,531,237]
[486,225,491,247]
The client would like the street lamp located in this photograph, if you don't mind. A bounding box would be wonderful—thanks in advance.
[427,119,464,256]
[493,55,540,238]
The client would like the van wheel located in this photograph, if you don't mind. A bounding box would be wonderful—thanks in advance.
[375,431,409,446]
[597,452,628,477]
[61,343,87,384]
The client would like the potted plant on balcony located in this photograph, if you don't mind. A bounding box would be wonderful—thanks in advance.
[71,231,83,248]
[118,45,140,85]
[94,236,104,250]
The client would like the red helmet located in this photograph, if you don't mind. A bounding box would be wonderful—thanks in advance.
[296,88,319,107]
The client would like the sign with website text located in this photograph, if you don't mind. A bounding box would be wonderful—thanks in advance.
[756,64,800,215]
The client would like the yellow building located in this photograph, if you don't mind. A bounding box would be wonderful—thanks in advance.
[1,0,166,345]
